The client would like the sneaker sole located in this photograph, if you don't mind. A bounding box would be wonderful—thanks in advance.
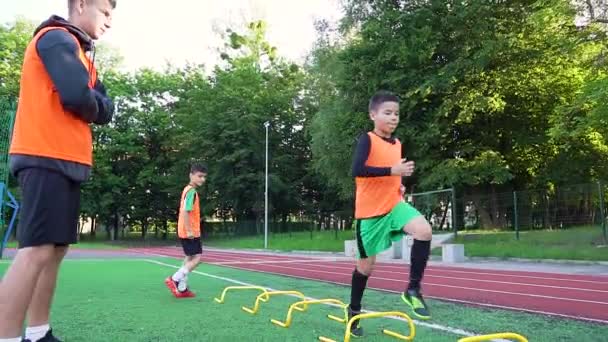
[349,329,363,338]
[176,293,196,298]
[400,293,431,320]
[164,278,180,297]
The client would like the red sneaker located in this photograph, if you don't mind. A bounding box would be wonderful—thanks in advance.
[175,289,196,298]
[164,277,179,296]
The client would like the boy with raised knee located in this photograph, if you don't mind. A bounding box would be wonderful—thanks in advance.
[348,90,433,337]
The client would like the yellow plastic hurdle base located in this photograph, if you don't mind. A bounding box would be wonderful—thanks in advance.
[319,311,416,342]
[242,290,306,315]
[213,286,269,307]
[458,333,528,342]
[271,298,348,328]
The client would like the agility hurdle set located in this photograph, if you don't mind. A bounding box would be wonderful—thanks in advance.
[212,285,529,342]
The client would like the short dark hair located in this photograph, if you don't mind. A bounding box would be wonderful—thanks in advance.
[369,90,399,112]
[68,0,117,12]
[190,163,207,174]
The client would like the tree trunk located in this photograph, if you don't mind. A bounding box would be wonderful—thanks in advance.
[162,220,168,240]
[91,217,97,238]
[106,220,112,240]
[112,212,119,241]
[281,213,288,234]
[78,218,84,237]
[471,189,493,229]
[438,198,449,230]
[543,194,553,228]
[491,185,507,228]
[141,219,148,239]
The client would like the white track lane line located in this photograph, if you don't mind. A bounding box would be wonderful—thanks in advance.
[144,259,493,339]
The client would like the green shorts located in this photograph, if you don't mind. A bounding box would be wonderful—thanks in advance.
[355,201,422,259]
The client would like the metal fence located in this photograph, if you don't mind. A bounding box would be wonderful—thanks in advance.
[0,98,18,258]
[176,181,608,244]
[397,183,606,241]
[202,210,354,240]
[451,182,607,242]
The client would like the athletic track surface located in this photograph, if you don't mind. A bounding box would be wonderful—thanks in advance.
[126,246,608,325]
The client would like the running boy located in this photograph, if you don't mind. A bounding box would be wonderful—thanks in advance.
[0,1,116,341]
[165,164,207,298]
[348,91,433,337]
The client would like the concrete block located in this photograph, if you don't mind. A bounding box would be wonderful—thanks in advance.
[392,239,403,259]
[344,240,357,258]
[401,236,413,262]
[442,244,465,263]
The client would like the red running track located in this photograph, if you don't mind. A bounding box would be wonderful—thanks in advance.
[131,247,608,324]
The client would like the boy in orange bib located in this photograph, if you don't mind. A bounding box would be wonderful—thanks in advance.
[165,164,207,298]
[348,91,433,337]
[0,1,117,341]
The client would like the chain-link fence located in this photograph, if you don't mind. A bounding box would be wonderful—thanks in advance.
[202,209,354,241]
[406,188,455,231]
[198,182,607,244]
[451,182,607,242]
[0,98,17,258]
[0,98,15,187]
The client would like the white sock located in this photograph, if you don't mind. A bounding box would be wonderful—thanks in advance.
[25,324,49,342]
[177,278,188,292]
[171,267,189,282]
[0,338,22,342]
[177,270,190,292]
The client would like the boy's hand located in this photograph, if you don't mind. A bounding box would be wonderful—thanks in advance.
[93,79,107,95]
[400,184,406,196]
[391,159,415,177]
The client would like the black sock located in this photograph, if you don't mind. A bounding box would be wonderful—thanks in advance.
[349,268,369,312]
[408,239,430,291]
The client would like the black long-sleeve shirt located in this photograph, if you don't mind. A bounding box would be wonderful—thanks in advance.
[36,29,113,124]
[352,132,397,177]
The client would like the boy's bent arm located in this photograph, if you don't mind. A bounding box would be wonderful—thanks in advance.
[182,189,196,237]
[92,80,114,125]
[352,133,392,177]
[36,29,99,123]
[181,209,193,237]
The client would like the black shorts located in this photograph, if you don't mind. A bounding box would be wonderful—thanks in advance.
[180,237,202,256]
[16,168,81,248]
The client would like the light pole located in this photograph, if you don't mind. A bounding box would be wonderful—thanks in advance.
[264,121,270,249]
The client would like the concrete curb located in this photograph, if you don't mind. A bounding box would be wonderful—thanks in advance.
[465,256,608,266]
[206,247,608,266]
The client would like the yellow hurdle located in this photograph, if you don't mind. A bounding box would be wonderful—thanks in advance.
[319,311,416,342]
[271,298,348,328]
[458,333,528,342]
[213,286,269,305]
[242,290,306,315]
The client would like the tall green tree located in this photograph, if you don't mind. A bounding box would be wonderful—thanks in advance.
[309,0,607,228]
[176,21,312,227]
[0,17,34,98]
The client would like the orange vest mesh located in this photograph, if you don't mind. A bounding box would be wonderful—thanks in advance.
[9,26,97,166]
[178,185,201,238]
[354,132,402,219]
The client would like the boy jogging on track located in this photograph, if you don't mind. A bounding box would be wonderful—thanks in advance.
[0,1,116,341]
[347,91,433,338]
[165,164,207,298]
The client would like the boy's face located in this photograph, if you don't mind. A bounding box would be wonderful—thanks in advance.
[73,0,114,40]
[370,101,399,135]
[190,171,207,187]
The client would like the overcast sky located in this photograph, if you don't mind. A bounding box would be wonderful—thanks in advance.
[1,0,343,71]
